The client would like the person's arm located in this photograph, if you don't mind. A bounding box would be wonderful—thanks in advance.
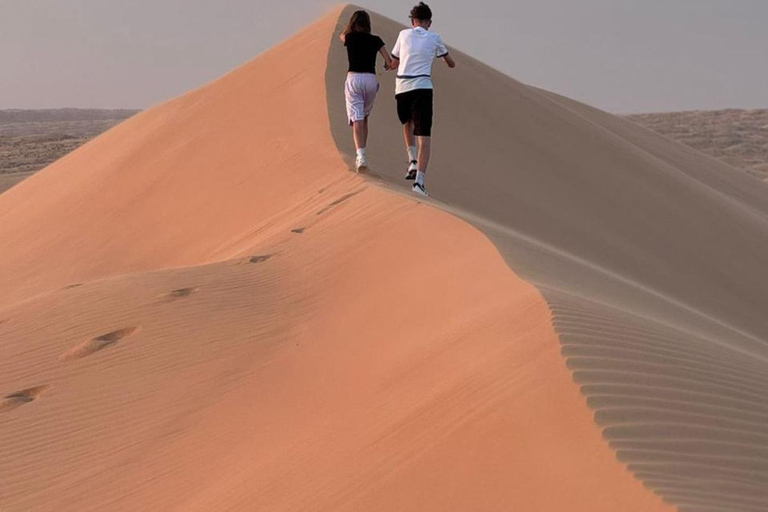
[436,35,456,68]
[379,47,394,71]
[389,33,401,72]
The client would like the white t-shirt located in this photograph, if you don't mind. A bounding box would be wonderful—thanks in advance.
[391,27,449,95]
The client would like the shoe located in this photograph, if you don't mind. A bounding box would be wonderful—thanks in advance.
[412,182,429,197]
[355,155,368,173]
[405,160,418,180]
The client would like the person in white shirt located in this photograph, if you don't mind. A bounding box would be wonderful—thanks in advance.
[389,2,456,197]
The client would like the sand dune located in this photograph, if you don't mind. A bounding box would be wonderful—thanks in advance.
[326,7,768,511]
[0,4,765,512]
[0,190,667,511]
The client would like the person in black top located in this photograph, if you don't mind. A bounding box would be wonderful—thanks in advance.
[340,10,393,172]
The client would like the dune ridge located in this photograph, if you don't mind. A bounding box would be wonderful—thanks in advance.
[0,6,670,512]
[1,4,765,512]
[326,7,768,511]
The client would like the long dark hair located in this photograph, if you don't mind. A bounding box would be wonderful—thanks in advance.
[343,10,372,36]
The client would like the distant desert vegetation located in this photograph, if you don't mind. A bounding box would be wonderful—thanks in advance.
[1,108,767,193]
[0,109,138,192]
[625,108,768,182]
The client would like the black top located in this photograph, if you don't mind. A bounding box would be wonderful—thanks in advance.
[344,32,385,74]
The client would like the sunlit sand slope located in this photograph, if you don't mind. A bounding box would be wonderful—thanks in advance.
[0,188,669,511]
[0,9,345,309]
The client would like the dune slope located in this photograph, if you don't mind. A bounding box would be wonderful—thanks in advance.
[0,6,671,512]
[327,7,768,512]
[0,10,347,308]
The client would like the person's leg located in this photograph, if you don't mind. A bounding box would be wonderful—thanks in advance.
[397,93,419,175]
[353,120,367,150]
[352,116,367,170]
[354,118,368,171]
[411,90,433,194]
[346,75,369,170]
[404,121,418,161]
[417,136,431,174]
[352,116,368,170]
[357,76,376,151]
[404,122,418,169]
[345,75,358,135]
[403,121,415,149]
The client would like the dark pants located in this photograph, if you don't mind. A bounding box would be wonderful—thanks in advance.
[396,89,434,137]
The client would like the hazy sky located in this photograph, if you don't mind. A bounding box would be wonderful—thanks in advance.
[2,0,767,113]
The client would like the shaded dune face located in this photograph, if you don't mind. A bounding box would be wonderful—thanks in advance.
[325,6,768,512]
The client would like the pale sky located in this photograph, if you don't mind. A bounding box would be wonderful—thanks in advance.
[2,0,767,113]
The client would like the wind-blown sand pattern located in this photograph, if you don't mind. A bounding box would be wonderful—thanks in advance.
[0,5,764,512]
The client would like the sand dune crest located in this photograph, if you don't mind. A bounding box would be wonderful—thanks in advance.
[1,4,765,512]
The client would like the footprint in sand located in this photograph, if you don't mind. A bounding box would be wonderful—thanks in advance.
[249,254,273,264]
[60,326,141,361]
[316,191,362,215]
[158,287,199,303]
[0,386,49,413]
[62,283,83,290]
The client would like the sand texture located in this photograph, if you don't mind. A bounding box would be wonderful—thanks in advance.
[326,7,768,512]
[0,4,765,512]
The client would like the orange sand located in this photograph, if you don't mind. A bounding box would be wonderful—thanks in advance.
[0,6,673,512]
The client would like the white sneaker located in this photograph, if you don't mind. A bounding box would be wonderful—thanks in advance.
[405,160,418,180]
[412,182,429,197]
[355,155,368,173]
